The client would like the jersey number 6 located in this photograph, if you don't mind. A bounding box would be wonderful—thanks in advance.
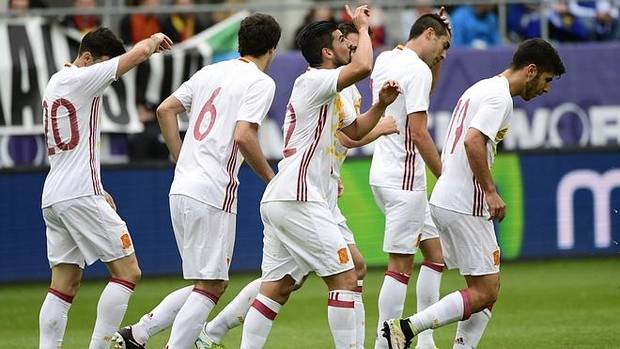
[193,87,222,141]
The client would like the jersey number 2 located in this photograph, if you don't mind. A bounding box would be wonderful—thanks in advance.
[193,87,222,141]
[43,98,79,155]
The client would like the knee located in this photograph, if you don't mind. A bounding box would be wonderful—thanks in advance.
[388,254,414,275]
[112,264,142,285]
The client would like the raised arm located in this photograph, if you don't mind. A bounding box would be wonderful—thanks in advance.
[234,121,275,184]
[156,95,185,163]
[337,116,398,148]
[464,128,505,221]
[337,5,373,91]
[116,33,173,78]
[341,80,400,141]
[408,111,442,178]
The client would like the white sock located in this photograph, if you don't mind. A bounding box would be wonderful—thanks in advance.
[374,271,409,349]
[408,290,472,335]
[453,308,492,348]
[240,293,281,349]
[416,262,444,349]
[328,290,356,349]
[131,285,193,345]
[166,288,218,348]
[39,288,73,349]
[89,279,135,349]
[203,278,261,343]
[354,280,365,349]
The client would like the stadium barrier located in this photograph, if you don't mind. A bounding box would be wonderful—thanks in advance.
[1,150,619,283]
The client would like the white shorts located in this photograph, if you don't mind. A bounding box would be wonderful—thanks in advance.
[332,204,355,245]
[371,186,439,254]
[170,195,236,280]
[42,195,134,269]
[260,200,354,284]
[430,205,500,276]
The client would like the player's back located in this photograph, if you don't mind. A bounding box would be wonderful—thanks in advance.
[430,75,513,216]
[369,46,432,191]
[170,58,275,213]
[41,58,119,208]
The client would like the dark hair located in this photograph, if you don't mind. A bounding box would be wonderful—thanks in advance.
[338,22,373,38]
[238,13,281,57]
[78,27,126,59]
[511,38,566,76]
[408,13,450,41]
[296,21,339,67]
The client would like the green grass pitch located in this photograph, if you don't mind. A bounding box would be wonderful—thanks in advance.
[2,258,619,348]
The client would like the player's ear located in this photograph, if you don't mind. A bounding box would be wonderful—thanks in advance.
[425,27,435,40]
[80,51,92,65]
[526,64,538,81]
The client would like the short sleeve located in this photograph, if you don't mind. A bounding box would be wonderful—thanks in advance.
[404,66,432,114]
[338,86,359,129]
[469,94,511,141]
[172,78,194,112]
[236,78,276,125]
[306,66,343,105]
[77,57,119,96]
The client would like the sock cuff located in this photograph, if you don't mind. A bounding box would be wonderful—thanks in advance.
[252,294,281,320]
[385,270,410,284]
[110,277,136,291]
[48,287,74,303]
[192,287,219,304]
[458,289,472,321]
[421,261,445,273]
[328,290,355,308]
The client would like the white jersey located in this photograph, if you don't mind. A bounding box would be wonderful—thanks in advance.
[369,45,432,191]
[170,58,275,214]
[430,75,513,217]
[41,58,119,208]
[262,67,356,203]
[331,85,361,180]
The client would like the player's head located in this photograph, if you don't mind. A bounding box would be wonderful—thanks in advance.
[297,21,353,68]
[77,27,126,65]
[238,13,281,68]
[510,38,566,101]
[408,13,451,67]
[338,22,372,49]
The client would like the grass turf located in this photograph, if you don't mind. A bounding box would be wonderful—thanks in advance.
[1,258,619,348]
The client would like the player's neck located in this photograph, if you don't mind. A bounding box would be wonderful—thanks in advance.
[499,68,524,97]
[72,57,86,68]
[405,40,424,59]
[241,55,268,72]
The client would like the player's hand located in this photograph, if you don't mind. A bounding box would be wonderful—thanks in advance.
[437,6,452,32]
[151,33,173,53]
[377,116,399,136]
[346,4,371,30]
[485,190,506,222]
[103,190,117,211]
[337,179,344,197]
[377,80,401,107]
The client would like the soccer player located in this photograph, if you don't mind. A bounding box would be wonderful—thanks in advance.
[369,13,451,349]
[109,13,281,349]
[38,28,172,349]
[239,5,401,348]
[193,21,399,349]
[382,38,566,349]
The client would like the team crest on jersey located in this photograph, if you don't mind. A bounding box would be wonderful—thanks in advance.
[120,233,132,249]
[493,249,501,266]
[337,248,349,264]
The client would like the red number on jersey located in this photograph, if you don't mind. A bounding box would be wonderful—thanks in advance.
[449,99,470,154]
[282,103,297,157]
[43,98,80,155]
[193,87,222,141]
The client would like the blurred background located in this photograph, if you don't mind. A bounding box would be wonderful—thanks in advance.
[0,0,619,282]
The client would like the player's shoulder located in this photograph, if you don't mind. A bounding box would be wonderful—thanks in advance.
[468,76,512,104]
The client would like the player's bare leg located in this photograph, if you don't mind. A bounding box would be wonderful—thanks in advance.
[349,244,368,349]
[165,279,226,348]
[451,275,498,349]
[89,254,141,349]
[383,273,500,348]
[375,253,413,349]
[416,238,444,349]
[39,263,82,349]
[240,276,297,349]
